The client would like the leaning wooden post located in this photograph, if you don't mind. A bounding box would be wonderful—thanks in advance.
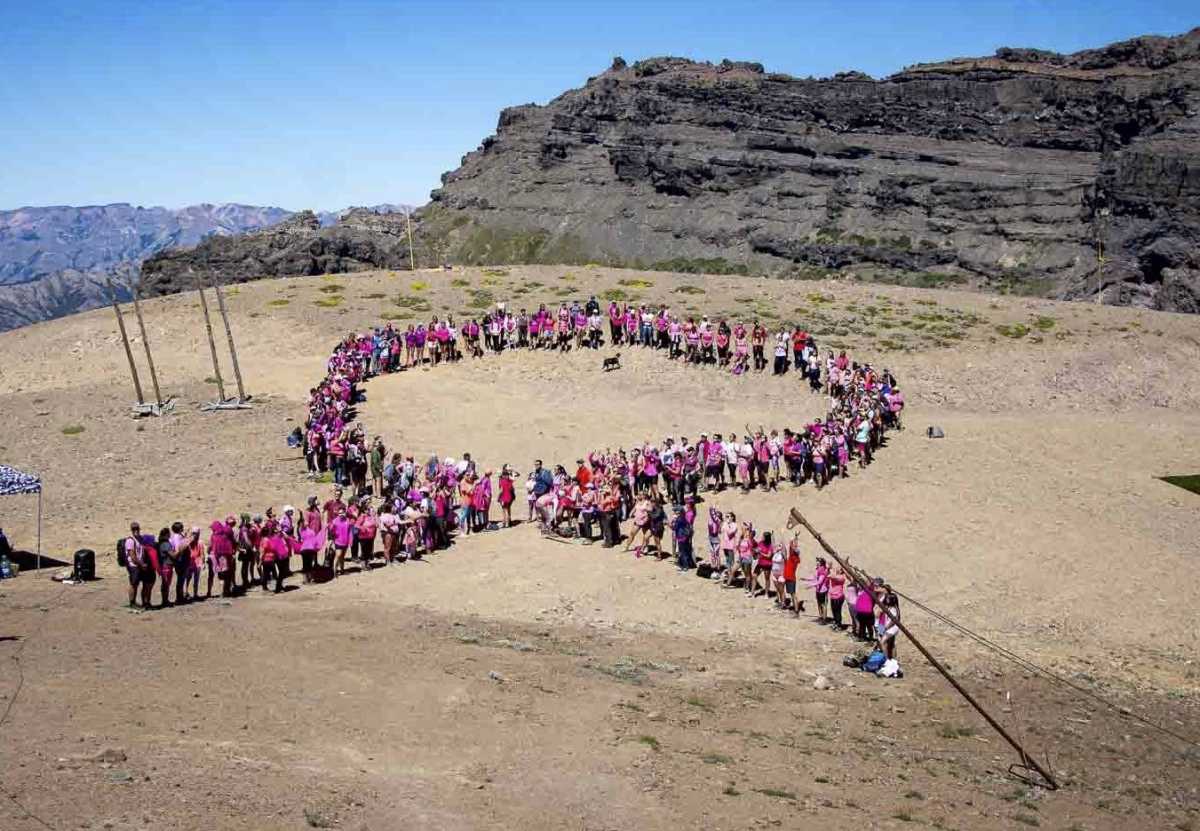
[106,278,144,405]
[130,284,163,408]
[212,283,246,401]
[197,288,227,402]
[786,507,1059,791]
[405,208,416,271]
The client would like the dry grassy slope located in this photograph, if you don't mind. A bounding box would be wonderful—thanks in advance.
[2,265,1199,831]
[1,265,1198,674]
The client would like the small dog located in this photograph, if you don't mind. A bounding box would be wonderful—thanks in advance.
[602,353,622,372]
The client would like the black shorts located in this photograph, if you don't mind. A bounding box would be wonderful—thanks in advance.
[816,591,828,603]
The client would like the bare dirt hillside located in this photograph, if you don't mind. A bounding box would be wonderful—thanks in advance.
[1,265,1198,831]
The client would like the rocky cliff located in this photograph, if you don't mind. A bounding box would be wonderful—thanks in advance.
[139,208,415,296]
[418,28,1200,311]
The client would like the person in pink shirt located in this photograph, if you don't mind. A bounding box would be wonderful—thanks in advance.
[355,503,378,570]
[471,471,493,532]
[827,565,847,630]
[854,576,878,642]
[260,529,289,593]
[811,557,830,622]
[329,508,354,577]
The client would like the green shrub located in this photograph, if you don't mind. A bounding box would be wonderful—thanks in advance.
[649,256,748,275]
[61,424,85,436]
[410,280,429,291]
[450,278,471,288]
[314,296,343,308]
[467,289,495,309]
[618,277,655,289]
[674,284,706,295]
[995,323,1029,339]
[266,299,290,307]
[393,294,432,312]
[1032,315,1056,331]
[318,284,343,294]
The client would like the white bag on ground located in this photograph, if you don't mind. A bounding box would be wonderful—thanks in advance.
[876,658,902,678]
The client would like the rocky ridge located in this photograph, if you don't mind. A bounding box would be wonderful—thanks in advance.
[139,208,415,297]
[138,28,1200,312]
[415,28,1199,311]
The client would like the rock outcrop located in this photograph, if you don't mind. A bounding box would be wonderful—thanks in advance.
[420,28,1200,311]
[139,208,415,296]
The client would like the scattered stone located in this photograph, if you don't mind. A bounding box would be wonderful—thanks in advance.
[488,671,505,682]
[813,675,833,691]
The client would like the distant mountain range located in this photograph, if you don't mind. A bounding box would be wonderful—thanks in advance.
[0,202,413,330]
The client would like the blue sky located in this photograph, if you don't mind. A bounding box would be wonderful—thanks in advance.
[1,1,1195,211]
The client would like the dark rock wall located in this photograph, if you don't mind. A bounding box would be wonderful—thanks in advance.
[140,210,414,296]
[424,29,1200,310]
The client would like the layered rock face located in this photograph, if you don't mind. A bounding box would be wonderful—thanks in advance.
[425,29,1200,311]
[140,209,415,296]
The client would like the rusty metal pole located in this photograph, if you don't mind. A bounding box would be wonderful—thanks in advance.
[787,507,1059,790]
[106,279,144,405]
[131,284,163,408]
[197,288,227,402]
[212,283,246,401]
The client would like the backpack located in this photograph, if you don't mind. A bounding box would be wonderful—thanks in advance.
[117,537,129,568]
[862,650,887,673]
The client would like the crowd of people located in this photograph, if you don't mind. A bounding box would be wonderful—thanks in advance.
[120,295,906,662]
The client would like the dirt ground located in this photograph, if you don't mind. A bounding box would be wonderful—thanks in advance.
[1,265,1199,830]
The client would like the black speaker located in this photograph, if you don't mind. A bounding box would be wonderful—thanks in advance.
[73,548,96,581]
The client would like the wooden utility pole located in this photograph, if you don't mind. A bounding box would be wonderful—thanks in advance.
[197,288,227,401]
[131,284,163,408]
[405,208,416,271]
[106,279,144,405]
[212,283,246,401]
[1095,207,1110,305]
[786,507,1059,791]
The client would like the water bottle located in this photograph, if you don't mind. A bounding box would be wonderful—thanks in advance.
[0,554,11,579]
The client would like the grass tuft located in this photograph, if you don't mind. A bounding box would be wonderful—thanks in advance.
[317,284,343,294]
[754,787,797,801]
[61,424,85,436]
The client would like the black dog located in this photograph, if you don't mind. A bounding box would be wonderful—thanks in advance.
[602,353,622,372]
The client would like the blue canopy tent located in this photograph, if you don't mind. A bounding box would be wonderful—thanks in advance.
[0,464,42,572]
